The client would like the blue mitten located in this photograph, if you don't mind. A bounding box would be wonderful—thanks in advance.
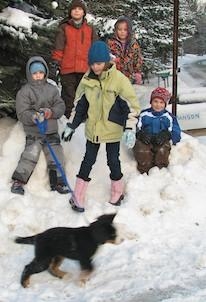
[62,125,75,141]
[122,129,136,149]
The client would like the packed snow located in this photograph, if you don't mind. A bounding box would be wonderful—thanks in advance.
[1,104,206,302]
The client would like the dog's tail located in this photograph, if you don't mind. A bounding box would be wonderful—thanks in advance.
[15,235,36,245]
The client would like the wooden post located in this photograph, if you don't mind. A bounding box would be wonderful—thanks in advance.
[172,0,179,116]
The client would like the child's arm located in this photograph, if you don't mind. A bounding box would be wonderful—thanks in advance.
[62,84,88,142]
[131,39,143,72]
[49,88,66,119]
[16,88,37,125]
[118,74,141,131]
[51,25,66,64]
[171,115,181,144]
[65,82,89,129]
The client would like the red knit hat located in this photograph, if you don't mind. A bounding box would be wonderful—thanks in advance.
[150,87,171,106]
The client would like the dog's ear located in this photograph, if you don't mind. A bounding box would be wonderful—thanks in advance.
[96,213,116,224]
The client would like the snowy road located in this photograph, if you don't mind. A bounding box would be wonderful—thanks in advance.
[179,56,206,88]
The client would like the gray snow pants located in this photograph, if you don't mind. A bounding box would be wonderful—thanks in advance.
[12,133,65,185]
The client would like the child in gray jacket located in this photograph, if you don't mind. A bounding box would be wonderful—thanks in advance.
[11,56,68,195]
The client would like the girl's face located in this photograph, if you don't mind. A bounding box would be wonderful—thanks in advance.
[116,21,128,41]
[31,71,45,80]
[151,98,166,112]
[71,7,84,21]
[91,62,106,75]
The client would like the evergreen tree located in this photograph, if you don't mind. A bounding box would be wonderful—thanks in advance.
[0,0,200,117]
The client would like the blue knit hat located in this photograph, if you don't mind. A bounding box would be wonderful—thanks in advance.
[30,62,46,74]
[88,41,111,65]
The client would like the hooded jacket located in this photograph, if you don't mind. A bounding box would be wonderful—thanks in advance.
[68,64,140,143]
[107,16,143,82]
[51,18,98,74]
[16,56,65,136]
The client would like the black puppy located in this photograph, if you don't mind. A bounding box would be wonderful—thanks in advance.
[15,214,116,288]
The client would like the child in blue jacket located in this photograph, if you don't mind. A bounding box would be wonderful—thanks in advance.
[133,87,181,174]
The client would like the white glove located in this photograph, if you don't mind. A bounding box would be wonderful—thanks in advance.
[62,125,75,141]
[122,129,136,149]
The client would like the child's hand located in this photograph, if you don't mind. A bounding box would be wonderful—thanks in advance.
[39,108,52,119]
[122,129,136,149]
[49,61,59,83]
[62,125,75,141]
[136,130,152,145]
[32,112,44,123]
[154,130,171,146]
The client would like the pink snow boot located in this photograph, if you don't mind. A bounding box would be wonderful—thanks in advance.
[69,177,89,213]
[109,179,124,206]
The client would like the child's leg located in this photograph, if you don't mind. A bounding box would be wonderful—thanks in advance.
[106,142,123,181]
[153,141,171,169]
[60,73,84,119]
[106,142,124,205]
[77,140,100,180]
[133,140,154,174]
[12,135,42,183]
[69,140,100,212]
[43,134,64,175]
[43,133,68,193]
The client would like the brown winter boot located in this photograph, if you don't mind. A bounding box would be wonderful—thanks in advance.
[154,142,171,169]
[133,140,154,174]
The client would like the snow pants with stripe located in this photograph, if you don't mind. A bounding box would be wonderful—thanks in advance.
[12,133,65,185]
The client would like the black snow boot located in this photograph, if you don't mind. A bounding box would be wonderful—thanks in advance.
[11,180,25,195]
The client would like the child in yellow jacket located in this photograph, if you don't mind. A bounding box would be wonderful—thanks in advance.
[62,41,140,212]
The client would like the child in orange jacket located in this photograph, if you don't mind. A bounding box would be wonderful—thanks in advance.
[50,0,98,118]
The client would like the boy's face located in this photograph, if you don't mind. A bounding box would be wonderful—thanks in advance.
[31,71,45,80]
[71,7,84,20]
[91,62,106,75]
[151,98,166,112]
[116,21,128,41]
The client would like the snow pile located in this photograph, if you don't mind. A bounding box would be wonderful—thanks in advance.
[1,117,206,301]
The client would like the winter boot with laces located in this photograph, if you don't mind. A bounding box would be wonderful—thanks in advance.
[11,180,25,195]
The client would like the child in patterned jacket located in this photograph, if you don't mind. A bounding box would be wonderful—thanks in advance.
[107,16,143,83]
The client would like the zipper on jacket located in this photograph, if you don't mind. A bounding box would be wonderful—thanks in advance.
[81,30,84,44]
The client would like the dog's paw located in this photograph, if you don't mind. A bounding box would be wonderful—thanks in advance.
[21,277,30,288]
[48,267,67,279]
[78,271,92,287]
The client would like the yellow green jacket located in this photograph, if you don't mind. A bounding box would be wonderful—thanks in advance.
[68,64,140,143]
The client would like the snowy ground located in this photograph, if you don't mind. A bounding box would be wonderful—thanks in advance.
[1,6,206,301]
[1,54,206,302]
[1,112,206,302]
